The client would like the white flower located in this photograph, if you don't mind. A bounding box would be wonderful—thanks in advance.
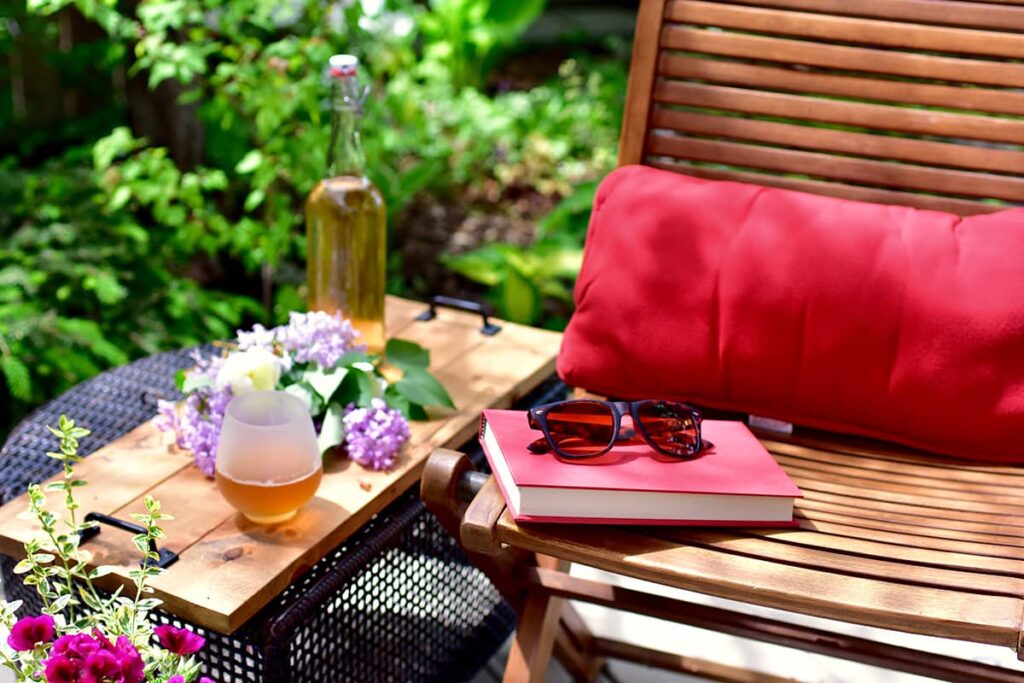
[216,347,284,396]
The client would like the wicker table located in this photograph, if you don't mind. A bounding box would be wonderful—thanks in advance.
[0,297,564,682]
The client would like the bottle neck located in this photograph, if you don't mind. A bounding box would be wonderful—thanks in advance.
[327,105,365,178]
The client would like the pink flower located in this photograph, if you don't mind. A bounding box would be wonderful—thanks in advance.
[113,636,144,683]
[7,614,55,651]
[53,632,100,660]
[154,625,205,655]
[200,678,216,683]
[43,654,79,683]
[45,630,144,683]
[81,649,119,683]
[166,677,185,683]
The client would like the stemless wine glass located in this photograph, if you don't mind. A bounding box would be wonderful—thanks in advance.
[215,391,323,524]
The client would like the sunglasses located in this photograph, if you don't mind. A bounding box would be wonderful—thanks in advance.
[527,399,712,459]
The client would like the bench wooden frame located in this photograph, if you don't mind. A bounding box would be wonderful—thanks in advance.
[424,1,1024,681]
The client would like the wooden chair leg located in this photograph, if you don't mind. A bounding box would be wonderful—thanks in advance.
[504,589,565,683]
[422,449,604,682]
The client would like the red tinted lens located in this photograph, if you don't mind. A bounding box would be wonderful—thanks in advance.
[543,402,615,457]
[636,401,699,456]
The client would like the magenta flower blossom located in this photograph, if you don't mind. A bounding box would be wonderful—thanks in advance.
[44,654,78,683]
[166,676,185,683]
[342,399,410,471]
[82,649,119,683]
[154,624,206,655]
[7,614,54,651]
[114,635,144,683]
[45,631,144,683]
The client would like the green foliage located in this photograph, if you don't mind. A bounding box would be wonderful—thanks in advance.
[444,238,582,328]
[0,137,260,430]
[3,0,626,436]
[421,0,546,91]
[4,418,198,681]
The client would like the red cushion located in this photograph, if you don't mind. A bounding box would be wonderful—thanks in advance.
[558,165,1024,462]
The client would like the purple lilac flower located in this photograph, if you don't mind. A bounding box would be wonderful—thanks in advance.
[154,352,232,477]
[275,311,365,368]
[7,614,54,651]
[154,625,205,655]
[342,399,410,471]
[235,323,277,352]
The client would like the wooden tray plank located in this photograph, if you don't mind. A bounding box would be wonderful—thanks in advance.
[0,424,191,558]
[0,297,562,633]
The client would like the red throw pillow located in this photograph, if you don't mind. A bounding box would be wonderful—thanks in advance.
[558,165,1024,462]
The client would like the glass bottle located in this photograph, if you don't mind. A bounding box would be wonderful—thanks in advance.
[305,54,386,352]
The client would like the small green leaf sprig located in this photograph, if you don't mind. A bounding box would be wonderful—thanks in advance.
[0,417,202,682]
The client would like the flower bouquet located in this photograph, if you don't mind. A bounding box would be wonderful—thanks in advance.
[1,417,213,682]
[155,311,454,476]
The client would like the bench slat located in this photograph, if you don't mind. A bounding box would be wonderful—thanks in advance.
[660,27,1024,88]
[667,1,1024,58]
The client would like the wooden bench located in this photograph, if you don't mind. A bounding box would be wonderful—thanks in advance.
[423,1,1024,681]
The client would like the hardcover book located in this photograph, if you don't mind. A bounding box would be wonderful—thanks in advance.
[480,409,802,525]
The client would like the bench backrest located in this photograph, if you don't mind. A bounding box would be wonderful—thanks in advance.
[620,0,1024,216]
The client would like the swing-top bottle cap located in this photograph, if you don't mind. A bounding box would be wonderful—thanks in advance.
[329,54,358,79]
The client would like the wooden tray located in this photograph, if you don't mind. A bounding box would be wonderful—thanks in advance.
[0,296,561,633]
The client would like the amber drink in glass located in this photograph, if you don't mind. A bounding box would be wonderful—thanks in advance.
[305,54,386,352]
[215,391,323,524]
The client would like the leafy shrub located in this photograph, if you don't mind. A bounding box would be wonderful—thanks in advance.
[0,134,260,431]
[2,0,626,436]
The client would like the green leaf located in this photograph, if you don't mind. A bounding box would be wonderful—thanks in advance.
[352,369,377,408]
[1,355,31,400]
[335,351,373,368]
[284,382,322,416]
[394,368,455,410]
[181,373,212,393]
[385,338,429,372]
[303,367,348,403]
[235,150,263,174]
[174,369,187,392]
[500,267,539,324]
[317,402,346,455]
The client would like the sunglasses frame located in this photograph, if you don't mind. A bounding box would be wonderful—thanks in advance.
[527,399,707,459]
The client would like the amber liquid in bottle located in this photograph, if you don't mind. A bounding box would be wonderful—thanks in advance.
[306,58,386,352]
[306,176,386,352]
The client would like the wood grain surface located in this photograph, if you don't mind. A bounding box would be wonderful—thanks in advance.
[0,296,562,633]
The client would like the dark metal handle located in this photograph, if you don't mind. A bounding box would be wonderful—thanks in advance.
[416,296,501,336]
[79,512,179,569]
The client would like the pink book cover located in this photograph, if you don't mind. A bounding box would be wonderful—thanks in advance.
[479,409,802,525]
